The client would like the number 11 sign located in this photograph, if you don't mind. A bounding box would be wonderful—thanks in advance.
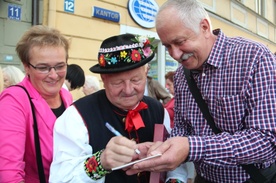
[8,4,21,21]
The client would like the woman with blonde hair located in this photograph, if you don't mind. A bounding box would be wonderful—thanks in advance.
[0,25,73,183]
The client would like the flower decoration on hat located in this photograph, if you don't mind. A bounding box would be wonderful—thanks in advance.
[97,35,156,68]
[132,35,157,57]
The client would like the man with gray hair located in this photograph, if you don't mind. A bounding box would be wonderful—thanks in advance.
[126,0,276,182]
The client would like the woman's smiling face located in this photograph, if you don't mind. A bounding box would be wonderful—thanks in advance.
[24,46,67,99]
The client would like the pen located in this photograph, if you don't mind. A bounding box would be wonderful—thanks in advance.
[105,122,122,136]
[105,122,140,154]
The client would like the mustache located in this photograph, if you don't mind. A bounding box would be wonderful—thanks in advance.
[177,53,193,63]
[181,53,193,60]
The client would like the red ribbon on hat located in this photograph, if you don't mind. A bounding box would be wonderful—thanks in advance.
[125,102,148,133]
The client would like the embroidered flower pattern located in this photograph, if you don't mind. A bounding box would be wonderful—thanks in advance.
[110,56,117,64]
[99,54,106,67]
[131,50,141,62]
[98,35,156,68]
[84,150,111,180]
[85,156,98,172]
[120,50,127,58]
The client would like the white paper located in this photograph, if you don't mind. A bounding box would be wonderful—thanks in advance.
[111,153,162,171]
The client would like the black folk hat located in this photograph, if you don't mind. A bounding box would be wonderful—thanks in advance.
[90,33,156,74]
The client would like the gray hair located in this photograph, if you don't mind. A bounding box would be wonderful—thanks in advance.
[85,75,100,91]
[156,0,211,34]
[3,65,25,86]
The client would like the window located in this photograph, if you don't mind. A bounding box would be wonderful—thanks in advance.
[256,0,265,17]
[274,0,276,24]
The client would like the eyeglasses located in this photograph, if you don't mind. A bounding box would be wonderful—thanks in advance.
[28,63,67,74]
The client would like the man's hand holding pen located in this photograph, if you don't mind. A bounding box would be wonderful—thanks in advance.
[101,136,161,172]
[100,136,140,170]
[103,122,173,172]
[105,122,141,155]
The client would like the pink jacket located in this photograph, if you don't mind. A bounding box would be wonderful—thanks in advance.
[0,77,73,183]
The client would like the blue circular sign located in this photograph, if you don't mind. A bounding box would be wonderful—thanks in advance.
[128,0,159,28]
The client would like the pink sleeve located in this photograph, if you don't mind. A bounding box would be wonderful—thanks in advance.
[0,89,30,182]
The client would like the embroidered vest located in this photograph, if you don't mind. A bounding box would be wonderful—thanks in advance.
[74,90,164,183]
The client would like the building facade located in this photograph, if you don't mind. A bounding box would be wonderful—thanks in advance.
[0,0,276,99]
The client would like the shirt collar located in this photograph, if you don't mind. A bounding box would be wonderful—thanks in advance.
[206,29,227,69]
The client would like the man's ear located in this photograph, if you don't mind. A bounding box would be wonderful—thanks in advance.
[200,18,212,38]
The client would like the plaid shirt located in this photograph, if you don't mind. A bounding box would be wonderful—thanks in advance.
[172,29,276,182]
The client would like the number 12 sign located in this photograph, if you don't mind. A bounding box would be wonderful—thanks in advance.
[64,0,74,13]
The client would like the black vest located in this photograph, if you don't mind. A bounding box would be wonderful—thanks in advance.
[73,90,164,183]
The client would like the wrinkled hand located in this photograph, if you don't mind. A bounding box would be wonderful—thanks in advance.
[131,141,154,159]
[126,136,189,175]
[120,141,155,171]
[100,136,138,170]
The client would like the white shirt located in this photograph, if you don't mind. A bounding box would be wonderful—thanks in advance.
[144,78,149,96]
[49,105,188,183]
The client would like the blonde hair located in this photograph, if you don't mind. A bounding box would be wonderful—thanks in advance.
[16,25,70,65]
